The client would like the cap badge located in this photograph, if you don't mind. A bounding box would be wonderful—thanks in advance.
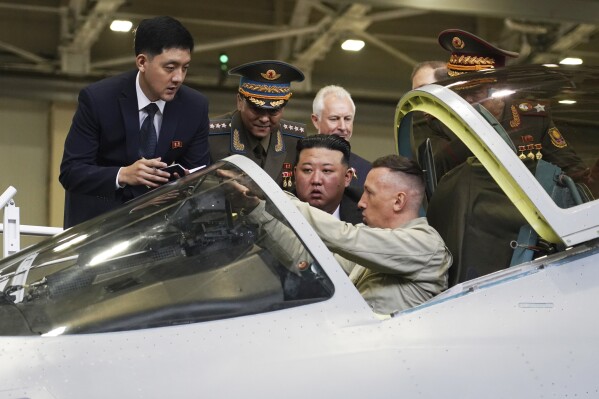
[261,69,281,80]
[452,36,465,49]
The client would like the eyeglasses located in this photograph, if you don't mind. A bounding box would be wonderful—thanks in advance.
[243,97,284,116]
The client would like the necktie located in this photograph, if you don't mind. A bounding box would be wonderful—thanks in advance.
[254,144,265,167]
[140,103,159,158]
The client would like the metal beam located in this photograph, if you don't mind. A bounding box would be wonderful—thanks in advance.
[367,8,428,22]
[292,4,372,72]
[532,24,598,63]
[278,0,314,60]
[92,25,323,69]
[354,30,418,66]
[60,0,126,75]
[0,40,51,65]
[65,0,126,51]
[114,12,281,32]
[0,2,60,14]
[323,0,599,25]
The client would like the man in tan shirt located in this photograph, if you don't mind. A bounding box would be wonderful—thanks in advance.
[240,154,452,314]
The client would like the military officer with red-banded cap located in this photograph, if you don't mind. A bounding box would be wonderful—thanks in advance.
[209,60,306,190]
[425,29,592,287]
[432,29,590,183]
[438,28,519,76]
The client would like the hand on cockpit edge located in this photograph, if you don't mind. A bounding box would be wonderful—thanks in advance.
[216,168,261,211]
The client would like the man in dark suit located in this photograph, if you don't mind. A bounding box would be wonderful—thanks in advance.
[60,16,210,228]
[311,85,371,188]
[293,134,363,224]
[209,60,306,190]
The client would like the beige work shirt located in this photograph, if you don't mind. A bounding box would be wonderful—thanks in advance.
[290,196,452,314]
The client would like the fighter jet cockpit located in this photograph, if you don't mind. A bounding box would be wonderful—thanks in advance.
[398,64,599,288]
[0,162,334,335]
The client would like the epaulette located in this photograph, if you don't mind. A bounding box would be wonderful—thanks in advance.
[279,119,306,138]
[209,118,232,135]
[512,100,550,116]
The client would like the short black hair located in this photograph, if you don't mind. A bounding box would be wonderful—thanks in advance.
[372,154,424,181]
[295,134,351,166]
[134,16,194,57]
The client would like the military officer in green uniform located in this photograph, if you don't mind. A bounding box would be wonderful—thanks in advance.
[431,29,591,184]
[424,29,592,286]
[209,60,306,190]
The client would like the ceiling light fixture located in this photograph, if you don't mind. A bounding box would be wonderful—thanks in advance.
[559,100,577,105]
[110,20,133,32]
[341,39,365,52]
[559,57,583,65]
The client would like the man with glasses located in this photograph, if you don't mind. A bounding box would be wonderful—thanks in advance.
[209,60,306,190]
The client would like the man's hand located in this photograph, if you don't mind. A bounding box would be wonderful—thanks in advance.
[216,168,261,210]
[118,157,170,188]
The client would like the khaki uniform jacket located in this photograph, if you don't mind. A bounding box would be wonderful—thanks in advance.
[209,111,306,189]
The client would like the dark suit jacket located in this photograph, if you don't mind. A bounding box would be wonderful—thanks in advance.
[349,152,371,188]
[339,186,364,224]
[60,70,210,228]
[291,186,363,224]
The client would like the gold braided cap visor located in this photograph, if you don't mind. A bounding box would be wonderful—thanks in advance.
[239,81,292,99]
[238,79,293,108]
[239,89,290,109]
[447,53,496,76]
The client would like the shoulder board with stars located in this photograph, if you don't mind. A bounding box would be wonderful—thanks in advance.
[279,119,306,138]
[513,100,550,116]
[209,118,232,135]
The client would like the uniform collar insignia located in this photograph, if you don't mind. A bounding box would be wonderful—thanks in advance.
[232,128,246,152]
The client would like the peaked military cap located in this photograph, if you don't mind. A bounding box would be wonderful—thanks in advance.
[229,60,304,110]
[438,29,519,76]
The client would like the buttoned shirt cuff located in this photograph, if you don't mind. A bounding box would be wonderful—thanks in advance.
[116,167,126,189]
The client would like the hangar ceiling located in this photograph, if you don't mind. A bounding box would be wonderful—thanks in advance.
[1,0,599,101]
